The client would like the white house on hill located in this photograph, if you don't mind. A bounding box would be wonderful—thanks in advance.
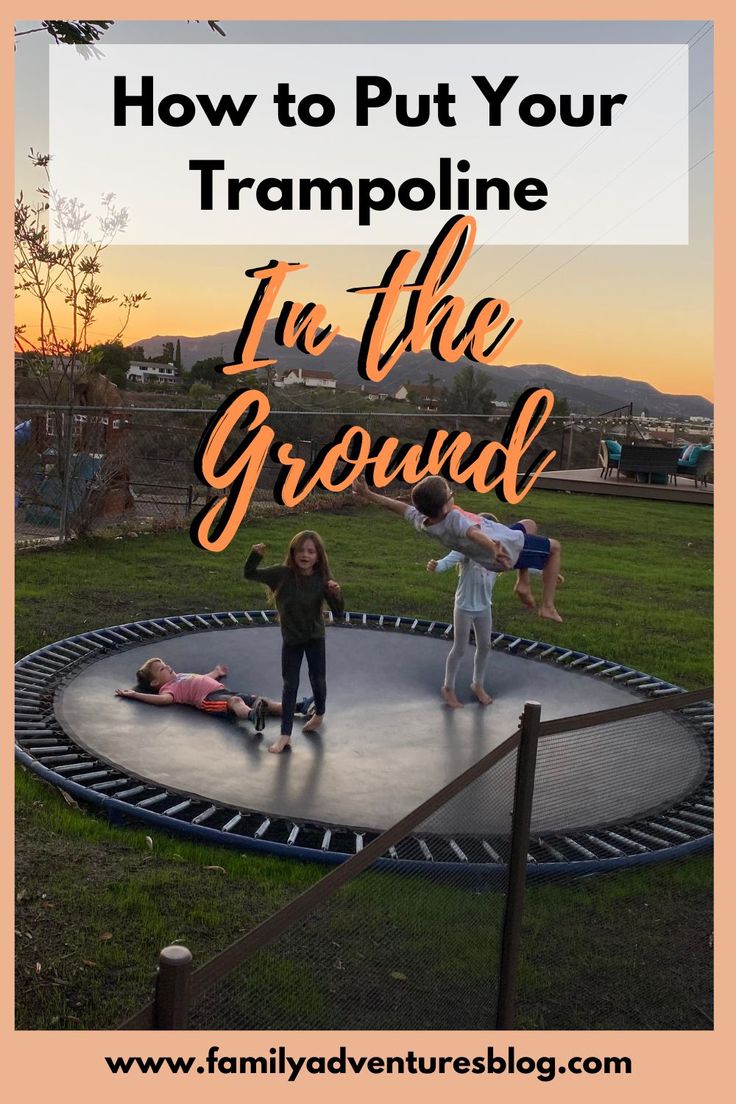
[126,361,178,384]
[274,366,336,390]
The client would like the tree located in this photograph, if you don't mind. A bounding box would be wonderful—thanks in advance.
[439,364,496,414]
[127,344,146,362]
[15,154,149,534]
[15,20,224,46]
[90,342,130,389]
[175,339,182,372]
[189,356,226,384]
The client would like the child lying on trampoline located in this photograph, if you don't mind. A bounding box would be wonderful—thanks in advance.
[115,658,311,731]
[354,474,563,622]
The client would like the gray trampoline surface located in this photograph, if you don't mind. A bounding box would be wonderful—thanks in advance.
[56,625,707,835]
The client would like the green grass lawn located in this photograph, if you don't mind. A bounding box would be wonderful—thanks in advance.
[15,489,713,1029]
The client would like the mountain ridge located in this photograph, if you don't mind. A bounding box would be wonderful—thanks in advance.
[132,325,713,420]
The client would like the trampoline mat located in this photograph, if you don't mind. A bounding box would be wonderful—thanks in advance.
[56,625,707,835]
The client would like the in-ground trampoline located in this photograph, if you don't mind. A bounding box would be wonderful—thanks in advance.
[15,611,713,874]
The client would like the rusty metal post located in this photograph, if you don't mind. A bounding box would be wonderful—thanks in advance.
[155,945,192,1029]
[496,701,541,1029]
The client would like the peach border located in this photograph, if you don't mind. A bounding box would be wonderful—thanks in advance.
[3,4,727,1100]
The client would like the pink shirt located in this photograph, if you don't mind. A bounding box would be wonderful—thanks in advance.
[159,673,224,709]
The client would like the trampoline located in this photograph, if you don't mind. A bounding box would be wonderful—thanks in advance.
[15,610,713,874]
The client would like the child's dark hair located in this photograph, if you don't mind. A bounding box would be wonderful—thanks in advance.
[411,476,452,518]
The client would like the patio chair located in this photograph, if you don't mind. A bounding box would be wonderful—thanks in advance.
[598,438,621,478]
[677,444,713,486]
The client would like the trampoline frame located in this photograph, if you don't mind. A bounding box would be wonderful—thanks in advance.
[15,609,714,875]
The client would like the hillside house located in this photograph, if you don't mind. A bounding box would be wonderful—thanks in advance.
[126,361,178,385]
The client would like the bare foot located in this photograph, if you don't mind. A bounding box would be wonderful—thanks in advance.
[441,686,464,708]
[470,682,493,706]
[538,605,563,623]
[514,581,536,610]
[268,734,292,754]
[302,713,323,733]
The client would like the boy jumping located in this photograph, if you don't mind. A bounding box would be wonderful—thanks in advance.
[353,475,563,622]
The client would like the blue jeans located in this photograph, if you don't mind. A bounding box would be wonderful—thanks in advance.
[281,638,326,736]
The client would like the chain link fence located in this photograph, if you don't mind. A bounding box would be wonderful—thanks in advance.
[15,401,609,545]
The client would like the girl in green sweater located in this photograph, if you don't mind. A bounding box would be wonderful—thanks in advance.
[244,531,344,754]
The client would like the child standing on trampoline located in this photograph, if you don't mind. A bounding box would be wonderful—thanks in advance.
[354,474,563,622]
[428,512,499,708]
[244,531,344,754]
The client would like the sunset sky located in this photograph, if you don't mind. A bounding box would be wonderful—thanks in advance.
[14,19,713,400]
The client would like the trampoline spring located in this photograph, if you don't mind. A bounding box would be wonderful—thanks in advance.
[602,830,648,853]
[583,660,606,673]
[506,638,522,652]
[163,800,192,817]
[54,760,93,774]
[378,615,385,627]
[133,623,156,637]
[226,613,239,625]
[163,619,184,633]
[427,621,437,635]
[569,654,591,667]
[89,631,118,648]
[221,813,242,833]
[637,682,663,692]
[583,833,624,857]
[22,660,62,676]
[89,778,127,791]
[72,635,104,651]
[321,829,332,851]
[612,668,637,681]
[194,616,211,629]
[664,813,711,833]
[145,621,169,636]
[524,642,539,655]
[443,625,453,637]
[387,845,398,860]
[35,751,78,763]
[652,686,684,696]
[136,792,170,809]
[354,833,365,852]
[692,800,714,813]
[624,675,653,686]
[644,820,692,843]
[192,806,217,825]
[287,825,300,846]
[448,839,468,862]
[71,770,112,784]
[115,785,146,800]
[536,841,564,862]
[417,838,433,861]
[254,818,271,839]
[27,744,70,756]
[241,612,254,623]
[362,613,368,626]
[554,650,573,664]
[560,836,596,859]
[628,827,669,848]
[481,841,502,862]
[259,611,270,623]
[22,741,64,751]
[177,616,197,630]
[409,619,419,632]
[394,617,402,629]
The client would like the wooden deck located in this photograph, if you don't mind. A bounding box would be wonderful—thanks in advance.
[535,467,713,505]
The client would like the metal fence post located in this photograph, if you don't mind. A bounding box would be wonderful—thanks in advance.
[155,945,192,1029]
[57,404,75,541]
[496,701,541,1029]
